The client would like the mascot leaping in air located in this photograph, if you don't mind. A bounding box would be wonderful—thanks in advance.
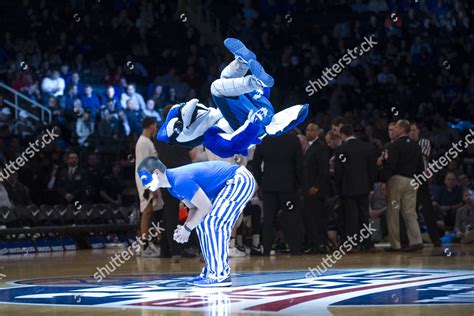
[157,38,309,158]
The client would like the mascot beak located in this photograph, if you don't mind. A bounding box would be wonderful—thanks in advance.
[181,98,200,128]
[157,104,182,143]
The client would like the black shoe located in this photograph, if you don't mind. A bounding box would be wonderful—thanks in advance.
[250,245,264,256]
[403,244,423,252]
[385,247,402,252]
[275,243,290,254]
[317,245,329,254]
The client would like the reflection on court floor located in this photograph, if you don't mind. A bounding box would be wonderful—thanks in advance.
[0,269,473,315]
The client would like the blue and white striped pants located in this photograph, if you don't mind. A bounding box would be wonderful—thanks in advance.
[195,166,256,280]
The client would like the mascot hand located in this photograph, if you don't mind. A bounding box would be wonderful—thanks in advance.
[173,225,191,243]
[248,108,268,124]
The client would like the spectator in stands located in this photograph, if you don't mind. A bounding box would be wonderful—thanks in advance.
[98,110,120,150]
[143,99,162,124]
[56,152,86,204]
[13,111,35,138]
[60,64,70,81]
[458,174,473,191]
[120,83,146,110]
[84,153,102,203]
[62,84,79,116]
[303,123,330,254]
[2,172,31,206]
[47,96,64,124]
[252,133,304,255]
[41,70,65,101]
[433,172,464,228]
[114,77,128,97]
[25,81,41,103]
[118,110,131,136]
[71,98,84,125]
[124,99,143,136]
[11,72,32,94]
[101,99,119,120]
[81,84,100,119]
[102,85,120,109]
[67,72,84,96]
[100,161,124,206]
[75,110,94,147]
[382,120,424,251]
[150,84,167,110]
[454,189,474,244]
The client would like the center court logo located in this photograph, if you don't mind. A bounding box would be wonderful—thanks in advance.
[0,269,473,314]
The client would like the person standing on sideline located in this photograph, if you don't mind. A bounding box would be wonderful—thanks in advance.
[303,123,330,254]
[135,117,164,257]
[155,104,196,262]
[409,122,441,246]
[334,124,377,252]
[382,120,424,252]
[252,133,304,255]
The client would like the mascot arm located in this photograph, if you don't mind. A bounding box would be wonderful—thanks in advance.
[203,121,261,158]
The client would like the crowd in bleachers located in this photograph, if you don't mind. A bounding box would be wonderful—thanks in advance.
[0,0,474,256]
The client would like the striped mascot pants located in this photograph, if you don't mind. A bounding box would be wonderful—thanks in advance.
[195,166,256,280]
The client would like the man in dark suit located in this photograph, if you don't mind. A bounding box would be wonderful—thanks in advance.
[334,124,376,251]
[252,133,304,255]
[303,123,330,253]
[56,152,86,204]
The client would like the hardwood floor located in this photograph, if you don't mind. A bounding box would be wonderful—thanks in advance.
[0,244,472,315]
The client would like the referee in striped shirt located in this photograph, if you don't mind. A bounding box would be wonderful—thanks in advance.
[409,123,441,246]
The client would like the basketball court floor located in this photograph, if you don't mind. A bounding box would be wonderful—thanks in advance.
[0,244,473,315]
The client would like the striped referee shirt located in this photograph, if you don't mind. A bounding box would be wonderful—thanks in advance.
[418,137,431,169]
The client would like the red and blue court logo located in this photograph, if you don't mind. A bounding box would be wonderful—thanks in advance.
[0,269,473,314]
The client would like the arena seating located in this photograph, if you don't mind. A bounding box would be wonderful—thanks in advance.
[0,204,138,255]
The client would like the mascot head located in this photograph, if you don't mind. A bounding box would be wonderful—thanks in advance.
[137,156,167,193]
[157,99,223,147]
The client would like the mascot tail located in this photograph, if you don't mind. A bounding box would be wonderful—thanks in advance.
[264,104,309,136]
